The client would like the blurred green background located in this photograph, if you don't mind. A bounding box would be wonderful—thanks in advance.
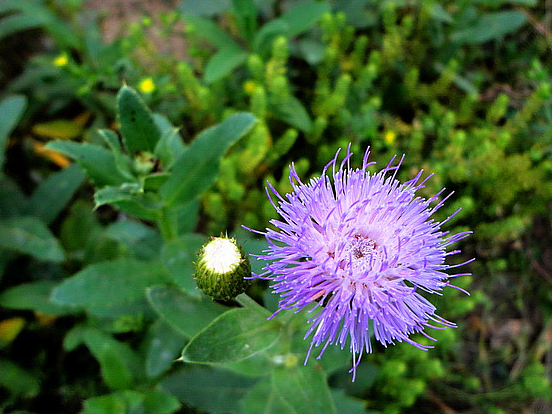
[1,0,551,413]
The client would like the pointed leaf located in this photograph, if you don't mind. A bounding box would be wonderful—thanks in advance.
[450,10,527,44]
[51,259,169,313]
[146,285,227,338]
[332,390,367,414]
[160,233,206,292]
[142,389,181,414]
[0,358,40,398]
[82,390,179,414]
[271,365,337,414]
[271,96,312,132]
[253,20,288,54]
[183,307,280,364]
[81,391,143,414]
[0,216,65,262]
[97,129,135,180]
[154,127,185,170]
[104,220,162,260]
[204,46,248,84]
[232,0,257,44]
[0,13,43,42]
[0,95,27,170]
[45,141,129,186]
[0,280,75,315]
[28,164,85,224]
[279,1,330,37]
[161,366,256,414]
[160,112,255,206]
[117,86,161,153]
[145,320,187,378]
[81,327,143,390]
[183,14,242,49]
[94,184,142,207]
[239,378,291,414]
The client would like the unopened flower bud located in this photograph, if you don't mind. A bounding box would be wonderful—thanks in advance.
[195,236,251,300]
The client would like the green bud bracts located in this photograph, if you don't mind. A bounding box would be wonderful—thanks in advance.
[195,236,251,300]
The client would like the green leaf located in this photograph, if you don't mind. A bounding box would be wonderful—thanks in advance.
[154,127,186,170]
[112,198,162,221]
[0,216,65,262]
[183,307,281,364]
[51,258,169,313]
[0,176,27,219]
[45,141,130,187]
[331,390,367,414]
[97,129,135,180]
[232,0,257,44]
[0,280,75,315]
[297,38,326,65]
[239,378,291,414]
[204,46,249,84]
[0,13,43,42]
[98,129,121,152]
[430,3,452,23]
[279,1,330,37]
[271,96,312,132]
[178,0,229,17]
[160,112,256,206]
[183,14,242,49]
[59,199,101,256]
[94,184,164,221]
[146,285,227,338]
[83,390,179,414]
[0,95,26,170]
[81,326,143,390]
[81,391,143,414]
[450,10,527,44]
[222,346,278,377]
[142,172,170,191]
[176,199,200,234]
[289,313,352,374]
[117,86,161,153]
[271,365,337,414]
[160,233,206,292]
[104,220,162,260]
[253,20,288,55]
[142,389,181,414]
[28,164,85,225]
[161,366,257,414]
[94,183,143,208]
[0,0,79,48]
[0,358,40,398]
[145,320,187,378]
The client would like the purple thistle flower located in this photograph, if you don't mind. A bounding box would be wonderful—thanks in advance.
[247,146,472,380]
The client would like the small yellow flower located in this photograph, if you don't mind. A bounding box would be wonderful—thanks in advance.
[53,53,69,67]
[139,77,156,94]
[384,130,396,145]
[243,80,257,95]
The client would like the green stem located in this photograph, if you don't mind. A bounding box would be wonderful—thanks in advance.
[235,293,271,317]
[158,206,178,242]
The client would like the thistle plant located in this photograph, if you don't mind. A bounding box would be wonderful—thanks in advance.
[248,146,472,380]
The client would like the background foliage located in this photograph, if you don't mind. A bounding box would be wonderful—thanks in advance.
[1,0,552,413]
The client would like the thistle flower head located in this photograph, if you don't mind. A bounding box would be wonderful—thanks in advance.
[195,236,251,301]
[248,146,472,379]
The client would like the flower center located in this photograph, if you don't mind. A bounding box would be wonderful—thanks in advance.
[343,234,381,276]
[203,238,241,274]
